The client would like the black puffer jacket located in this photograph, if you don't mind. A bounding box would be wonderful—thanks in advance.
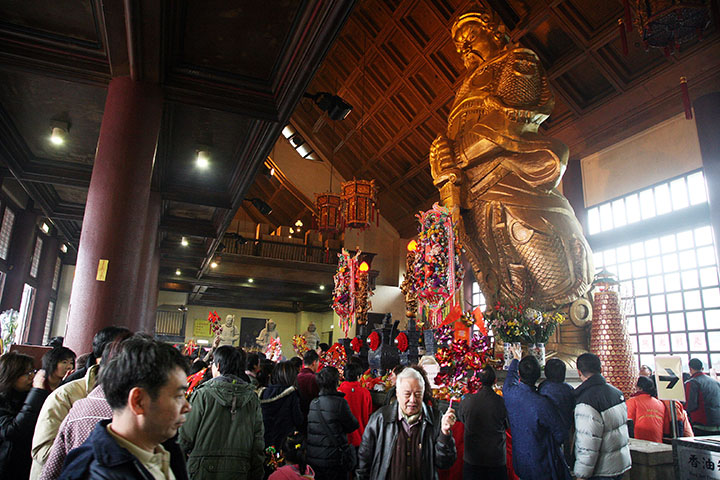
[0,387,50,479]
[259,384,303,449]
[306,391,359,470]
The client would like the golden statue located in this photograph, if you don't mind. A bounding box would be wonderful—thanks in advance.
[430,4,593,309]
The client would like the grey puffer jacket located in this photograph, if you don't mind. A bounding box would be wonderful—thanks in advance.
[573,374,631,479]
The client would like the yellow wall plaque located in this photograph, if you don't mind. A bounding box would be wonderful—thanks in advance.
[96,259,109,281]
[193,319,212,337]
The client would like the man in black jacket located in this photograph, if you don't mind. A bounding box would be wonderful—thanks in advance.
[684,357,720,436]
[58,338,190,480]
[357,367,457,480]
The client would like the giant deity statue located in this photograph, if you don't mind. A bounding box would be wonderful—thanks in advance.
[303,322,321,351]
[217,314,240,346]
[430,5,593,309]
[256,319,279,351]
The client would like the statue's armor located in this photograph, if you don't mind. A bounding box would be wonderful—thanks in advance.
[436,47,593,308]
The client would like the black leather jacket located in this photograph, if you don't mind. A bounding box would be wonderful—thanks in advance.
[356,402,456,480]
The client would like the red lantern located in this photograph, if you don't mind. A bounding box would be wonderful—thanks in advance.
[342,179,377,229]
[632,0,711,52]
[315,192,343,234]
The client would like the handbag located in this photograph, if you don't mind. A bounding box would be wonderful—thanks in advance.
[316,407,357,471]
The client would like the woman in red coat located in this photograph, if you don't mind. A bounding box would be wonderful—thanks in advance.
[626,376,666,442]
[338,362,372,447]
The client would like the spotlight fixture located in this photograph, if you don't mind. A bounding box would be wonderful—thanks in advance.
[181,237,189,247]
[49,121,69,146]
[270,167,275,176]
[319,285,325,290]
[248,278,254,283]
[210,261,218,269]
[196,150,210,169]
[40,222,50,234]
[60,244,68,253]
[246,197,272,216]
[304,92,353,120]
[289,228,294,234]
[175,269,182,276]
[295,220,303,227]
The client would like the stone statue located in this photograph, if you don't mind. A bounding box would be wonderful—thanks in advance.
[430,5,593,309]
[217,314,240,346]
[256,319,279,350]
[303,322,321,351]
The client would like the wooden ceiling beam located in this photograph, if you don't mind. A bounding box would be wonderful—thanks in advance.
[159,215,217,238]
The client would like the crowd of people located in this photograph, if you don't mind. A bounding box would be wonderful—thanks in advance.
[0,327,719,480]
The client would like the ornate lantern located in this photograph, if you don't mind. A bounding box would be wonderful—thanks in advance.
[341,179,377,229]
[315,192,343,234]
[631,0,712,53]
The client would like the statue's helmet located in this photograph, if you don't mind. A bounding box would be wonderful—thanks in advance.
[451,3,510,49]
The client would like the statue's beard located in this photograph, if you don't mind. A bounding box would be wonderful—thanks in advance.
[463,50,485,68]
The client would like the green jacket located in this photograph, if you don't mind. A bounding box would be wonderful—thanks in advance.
[179,375,264,480]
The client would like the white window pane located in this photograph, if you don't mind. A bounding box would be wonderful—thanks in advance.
[679,250,697,269]
[685,290,702,310]
[628,318,637,334]
[670,178,690,210]
[645,238,660,257]
[647,257,662,276]
[599,203,613,232]
[700,267,719,287]
[660,235,676,253]
[650,294,666,312]
[0,208,15,260]
[648,275,664,294]
[705,309,720,325]
[636,296,650,315]
[612,199,627,228]
[687,311,704,330]
[671,333,688,351]
[677,230,694,249]
[687,171,708,205]
[637,315,652,333]
[667,292,684,311]
[593,251,604,268]
[632,260,647,278]
[625,194,641,224]
[689,332,707,352]
[639,334,653,352]
[618,263,632,280]
[662,253,679,273]
[631,242,645,260]
[652,314,669,332]
[669,313,685,331]
[682,270,700,289]
[655,334,670,352]
[604,249,616,265]
[665,272,681,292]
[634,279,648,296]
[639,189,656,219]
[697,246,716,267]
[654,183,672,215]
[695,226,713,246]
[703,287,720,308]
[587,207,601,235]
[616,245,630,263]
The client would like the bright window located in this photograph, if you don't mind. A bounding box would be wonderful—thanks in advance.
[30,236,43,278]
[0,207,15,260]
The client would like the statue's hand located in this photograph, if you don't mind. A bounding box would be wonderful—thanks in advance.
[430,135,459,184]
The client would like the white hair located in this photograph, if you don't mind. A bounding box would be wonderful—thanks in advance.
[396,367,425,393]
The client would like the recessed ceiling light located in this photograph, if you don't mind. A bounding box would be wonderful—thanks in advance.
[210,261,218,269]
[40,222,50,234]
[175,269,182,276]
[181,236,188,247]
[248,278,254,283]
[60,244,68,253]
[196,150,210,169]
[319,285,325,290]
[295,220,303,227]
[50,126,67,146]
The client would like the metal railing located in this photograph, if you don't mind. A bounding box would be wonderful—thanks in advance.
[224,237,342,264]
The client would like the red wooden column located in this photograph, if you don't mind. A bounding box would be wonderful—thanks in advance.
[131,191,161,333]
[27,234,59,345]
[65,77,162,355]
[695,93,720,264]
[0,205,38,312]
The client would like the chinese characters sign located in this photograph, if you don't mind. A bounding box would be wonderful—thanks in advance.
[676,444,720,479]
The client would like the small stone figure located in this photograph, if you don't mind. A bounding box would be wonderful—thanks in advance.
[256,319,279,350]
[303,322,321,351]
[217,314,240,346]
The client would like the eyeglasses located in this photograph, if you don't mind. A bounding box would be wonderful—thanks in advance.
[24,369,37,377]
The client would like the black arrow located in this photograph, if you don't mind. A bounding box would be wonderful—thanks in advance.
[659,368,679,389]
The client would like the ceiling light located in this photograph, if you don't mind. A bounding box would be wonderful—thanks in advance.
[282,125,295,138]
[50,126,67,146]
[196,150,210,169]
[40,222,50,234]
[295,220,303,227]
[248,278,254,283]
[296,144,311,157]
[210,261,218,269]
[289,228,294,234]
[319,285,325,290]
[175,269,182,276]
[181,236,189,247]
[270,167,275,176]
[60,243,68,253]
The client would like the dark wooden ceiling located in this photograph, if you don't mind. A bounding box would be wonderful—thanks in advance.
[290,0,720,237]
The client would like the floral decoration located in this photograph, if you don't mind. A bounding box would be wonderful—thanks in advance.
[350,336,363,353]
[395,332,408,353]
[207,311,222,335]
[265,337,283,362]
[485,302,528,343]
[367,331,380,351]
[319,342,348,378]
[292,335,309,356]
[433,323,491,399]
[0,309,19,354]
[524,309,565,344]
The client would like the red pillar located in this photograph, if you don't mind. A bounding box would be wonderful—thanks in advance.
[65,77,162,355]
[144,240,160,334]
[131,191,160,333]
[0,206,38,312]
[27,235,59,345]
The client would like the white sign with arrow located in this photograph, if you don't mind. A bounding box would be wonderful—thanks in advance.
[655,356,686,402]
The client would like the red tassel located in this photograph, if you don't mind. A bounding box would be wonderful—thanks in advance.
[680,77,693,120]
[618,19,628,56]
[622,0,632,32]
[376,208,379,227]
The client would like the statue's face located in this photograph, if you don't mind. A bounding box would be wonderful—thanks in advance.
[268,320,276,331]
[307,323,316,333]
[225,315,233,326]
[453,22,498,70]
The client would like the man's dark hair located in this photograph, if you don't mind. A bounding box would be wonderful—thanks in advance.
[318,343,330,353]
[478,365,496,386]
[689,358,703,371]
[316,366,339,393]
[271,361,298,387]
[636,376,657,397]
[303,349,319,366]
[577,353,602,375]
[234,347,247,370]
[289,356,303,372]
[92,326,133,360]
[544,358,566,383]
[213,346,243,377]
[46,336,64,348]
[101,338,189,410]
[257,359,275,387]
[189,360,207,376]
[246,353,260,371]
[42,346,76,375]
[519,355,541,385]
[344,362,363,382]
[101,330,134,366]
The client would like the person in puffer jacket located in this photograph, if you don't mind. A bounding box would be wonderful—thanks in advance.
[259,361,304,449]
[573,353,631,480]
[179,345,264,480]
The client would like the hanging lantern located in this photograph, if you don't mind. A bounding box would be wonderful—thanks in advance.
[315,192,343,234]
[341,179,377,229]
[631,0,711,53]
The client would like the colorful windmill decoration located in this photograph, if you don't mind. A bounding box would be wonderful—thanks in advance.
[319,342,348,375]
[433,322,491,400]
[207,310,222,335]
[412,203,464,328]
[265,336,283,362]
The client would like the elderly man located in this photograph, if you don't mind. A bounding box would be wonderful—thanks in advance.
[357,368,456,480]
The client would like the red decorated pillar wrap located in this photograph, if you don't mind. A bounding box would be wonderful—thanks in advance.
[26,234,60,345]
[65,77,162,355]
